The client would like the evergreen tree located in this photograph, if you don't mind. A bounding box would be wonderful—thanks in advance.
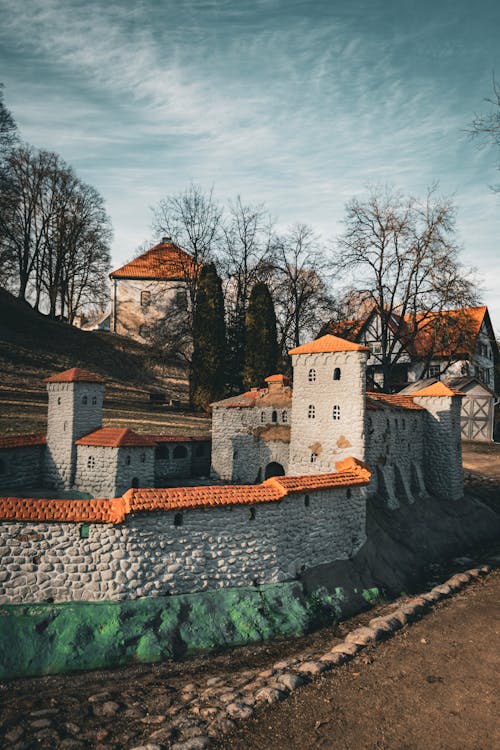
[190,263,226,410]
[242,282,278,389]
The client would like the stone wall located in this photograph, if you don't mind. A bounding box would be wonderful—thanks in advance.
[289,350,368,475]
[0,446,45,491]
[0,485,367,604]
[365,410,426,508]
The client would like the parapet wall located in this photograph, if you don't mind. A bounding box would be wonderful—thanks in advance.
[0,461,370,604]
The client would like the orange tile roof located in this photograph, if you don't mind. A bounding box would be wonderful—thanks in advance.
[0,459,371,523]
[0,433,46,449]
[411,381,464,398]
[265,374,291,385]
[44,368,105,384]
[366,392,425,411]
[110,240,197,280]
[289,334,369,355]
[75,428,157,447]
[211,389,269,408]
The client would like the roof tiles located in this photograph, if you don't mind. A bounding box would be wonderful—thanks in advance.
[366,392,425,411]
[0,433,46,449]
[289,334,369,355]
[412,381,464,398]
[44,368,105,384]
[75,428,158,447]
[110,241,197,280]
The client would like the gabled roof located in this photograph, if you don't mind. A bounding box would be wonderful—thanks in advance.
[44,368,105,384]
[110,239,197,281]
[289,334,369,355]
[75,428,157,447]
[399,376,495,398]
[0,433,46,449]
[265,374,291,385]
[412,381,464,397]
[0,458,371,523]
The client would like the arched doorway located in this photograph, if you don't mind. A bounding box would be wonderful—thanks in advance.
[264,462,285,479]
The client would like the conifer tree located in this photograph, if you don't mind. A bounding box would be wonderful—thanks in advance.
[242,282,278,389]
[190,263,226,410]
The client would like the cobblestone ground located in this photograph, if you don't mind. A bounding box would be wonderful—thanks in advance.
[1,559,498,750]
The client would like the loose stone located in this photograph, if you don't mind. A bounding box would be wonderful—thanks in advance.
[296,660,329,675]
[255,686,287,704]
[345,626,381,645]
[171,737,210,750]
[226,702,254,720]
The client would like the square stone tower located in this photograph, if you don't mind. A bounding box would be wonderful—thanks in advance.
[44,368,105,489]
[288,334,369,475]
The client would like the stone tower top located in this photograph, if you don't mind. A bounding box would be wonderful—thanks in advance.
[44,368,105,384]
[289,333,369,355]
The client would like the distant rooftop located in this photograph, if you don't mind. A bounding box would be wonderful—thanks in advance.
[44,368,105,384]
[110,239,197,281]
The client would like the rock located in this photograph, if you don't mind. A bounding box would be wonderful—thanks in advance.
[4,725,24,743]
[241,679,263,692]
[275,672,305,691]
[479,564,492,574]
[198,706,219,719]
[255,686,287,704]
[219,691,239,703]
[420,590,441,604]
[446,573,469,589]
[30,718,52,729]
[431,583,453,597]
[296,660,329,675]
[88,691,110,703]
[273,659,293,670]
[207,717,237,737]
[93,700,120,716]
[171,737,210,750]
[226,702,254,719]
[129,745,162,750]
[331,641,363,656]
[319,652,347,666]
[140,714,166,724]
[345,626,381,645]
[148,728,174,743]
[258,668,275,678]
[65,722,81,735]
[206,677,224,687]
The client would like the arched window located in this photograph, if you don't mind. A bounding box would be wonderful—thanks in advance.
[249,507,256,520]
[271,410,277,423]
[233,449,239,460]
[174,512,183,527]
[346,488,352,499]
[87,455,95,469]
[308,368,316,382]
[82,395,88,405]
[173,445,188,459]
[332,405,340,420]
[282,410,288,423]
[156,445,169,460]
[308,404,315,419]
[333,367,341,380]
[92,396,97,406]
[310,452,318,463]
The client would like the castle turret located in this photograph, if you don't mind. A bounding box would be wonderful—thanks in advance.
[412,381,464,500]
[288,334,369,475]
[44,368,105,489]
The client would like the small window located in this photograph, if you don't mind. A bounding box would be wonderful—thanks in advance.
[140,452,146,463]
[63,421,67,432]
[308,404,315,419]
[173,445,187,459]
[156,445,169,460]
[332,405,340,420]
[261,412,265,423]
[125,455,131,466]
[282,411,288,423]
[233,450,239,460]
[346,488,352,499]
[304,494,310,507]
[140,290,151,307]
[174,512,183,527]
[80,524,90,539]
[195,444,205,457]
[176,290,188,310]
[82,395,88,405]
[87,455,95,469]
[310,452,318,463]
[333,367,341,380]
[0,458,5,475]
[92,396,97,406]
[57,397,61,405]
[271,410,277,423]
[308,368,316,382]
[428,364,441,378]
[249,507,256,520]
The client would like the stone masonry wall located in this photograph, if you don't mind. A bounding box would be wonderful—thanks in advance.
[365,410,426,508]
[0,486,367,604]
[0,446,45,491]
[74,446,119,498]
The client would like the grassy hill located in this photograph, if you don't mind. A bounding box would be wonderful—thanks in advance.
[0,289,210,436]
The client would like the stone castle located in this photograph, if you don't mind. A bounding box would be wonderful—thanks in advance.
[0,332,464,607]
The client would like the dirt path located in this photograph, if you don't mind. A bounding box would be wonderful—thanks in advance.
[462,440,500,480]
[215,570,500,750]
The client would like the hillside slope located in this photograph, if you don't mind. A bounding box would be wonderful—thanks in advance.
[0,289,209,436]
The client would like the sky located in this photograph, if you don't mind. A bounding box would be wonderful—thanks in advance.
[1,0,499,329]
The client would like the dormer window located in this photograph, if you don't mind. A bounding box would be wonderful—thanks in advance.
[308,368,316,382]
[308,404,315,419]
[333,368,341,380]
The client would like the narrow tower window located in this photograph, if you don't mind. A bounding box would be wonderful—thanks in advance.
[310,452,318,463]
[87,455,95,469]
[92,396,97,405]
[332,405,341,420]
[308,368,316,382]
[308,404,316,419]
[260,411,265,423]
[282,410,288,423]
[271,410,277,423]
[82,395,88,405]
[333,368,341,380]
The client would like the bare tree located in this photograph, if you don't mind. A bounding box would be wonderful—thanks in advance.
[469,77,500,191]
[272,223,335,358]
[334,186,479,390]
[0,84,18,159]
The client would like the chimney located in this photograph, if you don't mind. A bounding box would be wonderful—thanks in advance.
[162,236,172,244]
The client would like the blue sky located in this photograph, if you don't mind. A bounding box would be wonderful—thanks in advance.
[1,0,499,329]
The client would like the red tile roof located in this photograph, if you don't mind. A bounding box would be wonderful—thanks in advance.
[365,392,425,411]
[75,428,157,447]
[0,459,371,523]
[211,387,291,408]
[411,381,464,398]
[110,240,197,280]
[44,368,105,384]
[265,374,291,385]
[289,334,369,355]
[0,433,46,449]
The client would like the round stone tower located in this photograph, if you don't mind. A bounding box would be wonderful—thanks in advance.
[288,334,369,475]
[44,368,105,489]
